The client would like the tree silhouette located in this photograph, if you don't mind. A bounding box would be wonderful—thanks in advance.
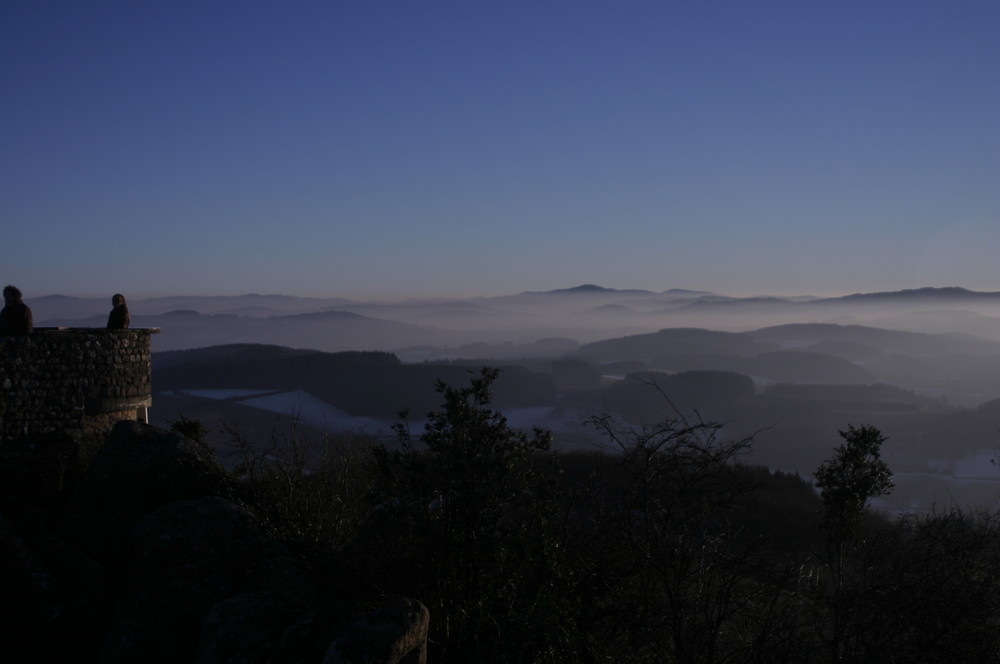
[814,424,894,547]
[814,424,894,659]
[370,367,560,662]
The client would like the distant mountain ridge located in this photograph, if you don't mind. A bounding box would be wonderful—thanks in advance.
[522,284,657,295]
[28,285,1000,317]
[827,287,1000,302]
[24,285,1000,355]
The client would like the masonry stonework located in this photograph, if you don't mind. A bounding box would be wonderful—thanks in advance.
[0,328,159,443]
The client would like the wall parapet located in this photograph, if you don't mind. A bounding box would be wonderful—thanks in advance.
[0,328,160,442]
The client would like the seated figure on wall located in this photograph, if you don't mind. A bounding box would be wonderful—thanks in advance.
[107,293,130,330]
[0,285,33,335]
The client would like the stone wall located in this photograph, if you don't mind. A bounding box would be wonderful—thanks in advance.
[0,328,159,443]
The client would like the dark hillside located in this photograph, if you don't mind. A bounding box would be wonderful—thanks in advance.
[154,343,398,369]
[604,370,756,422]
[829,286,1000,303]
[749,350,876,384]
[746,323,1000,356]
[647,349,875,385]
[11,330,1000,659]
[147,391,338,470]
[154,345,555,418]
[127,309,438,352]
[578,327,776,362]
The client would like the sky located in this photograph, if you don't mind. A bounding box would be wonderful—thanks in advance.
[2,1,998,300]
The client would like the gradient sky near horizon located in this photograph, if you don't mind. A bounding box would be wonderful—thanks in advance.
[2,1,998,300]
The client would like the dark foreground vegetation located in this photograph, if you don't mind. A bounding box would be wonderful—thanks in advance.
[3,369,1000,662]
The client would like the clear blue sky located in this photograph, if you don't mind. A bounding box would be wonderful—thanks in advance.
[2,1,997,299]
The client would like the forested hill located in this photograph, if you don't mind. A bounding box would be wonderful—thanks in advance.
[153,344,556,418]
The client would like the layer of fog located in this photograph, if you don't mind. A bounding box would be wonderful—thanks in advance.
[30,286,1000,356]
[36,285,1000,514]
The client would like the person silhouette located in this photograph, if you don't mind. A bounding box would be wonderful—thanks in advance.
[0,285,33,335]
[107,293,131,330]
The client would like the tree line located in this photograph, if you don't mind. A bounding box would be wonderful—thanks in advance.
[210,367,999,663]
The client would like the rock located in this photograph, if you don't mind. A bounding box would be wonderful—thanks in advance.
[0,508,53,656]
[103,496,316,663]
[0,430,90,531]
[268,604,361,664]
[196,591,303,664]
[101,577,216,664]
[1,511,112,660]
[58,420,231,564]
[27,531,112,657]
[326,597,429,664]
[129,496,291,600]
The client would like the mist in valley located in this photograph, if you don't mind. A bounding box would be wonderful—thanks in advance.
[31,284,1000,513]
[33,285,1000,353]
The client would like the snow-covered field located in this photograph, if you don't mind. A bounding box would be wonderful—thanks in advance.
[171,388,1000,513]
[175,388,397,437]
[881,450,1000,513]
[171,389,583,440]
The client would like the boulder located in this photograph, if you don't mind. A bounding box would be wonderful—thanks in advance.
[128,496,295,599]
[196,591,303,664]
[101,576,216,664]
[326,597,429,664]
[0,430,92,531]
[58,420,231,564]
[103,496,316,663]
[0,508,53,656]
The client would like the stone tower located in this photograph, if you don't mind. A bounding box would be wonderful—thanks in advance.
[0,327,159,443]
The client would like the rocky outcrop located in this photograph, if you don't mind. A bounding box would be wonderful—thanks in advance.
[58,420,232,565]
[103,496,315,663]
[327,597,430,664]
[1,420,430,663]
